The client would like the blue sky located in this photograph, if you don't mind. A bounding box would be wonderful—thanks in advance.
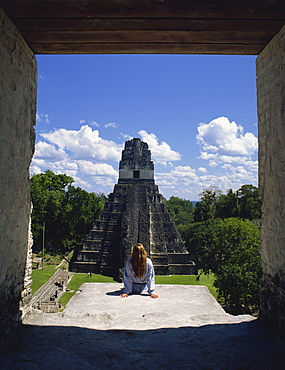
[32,54,258,200]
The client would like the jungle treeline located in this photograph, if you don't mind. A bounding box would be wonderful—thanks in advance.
[31,170,107,255]
[165,185,262,314]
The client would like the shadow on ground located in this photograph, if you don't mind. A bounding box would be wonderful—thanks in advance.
[1,320,285,370]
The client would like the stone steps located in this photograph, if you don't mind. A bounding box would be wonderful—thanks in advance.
[31,268,73,313]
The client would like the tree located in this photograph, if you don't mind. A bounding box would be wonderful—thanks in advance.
[181,217,261,313]
[30,170,74,252]
[194,186,222,222]
[165,196,194,226]
[179,219,221,274]
[30,170,107,255]
[214,218,262,312]
[60,186,106,250]
[194,184,262,222]
[237,184,262,220]
[216,188,239,219]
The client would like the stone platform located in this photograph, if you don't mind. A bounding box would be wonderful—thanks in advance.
[27,283,255,330]
[1,283,285,369]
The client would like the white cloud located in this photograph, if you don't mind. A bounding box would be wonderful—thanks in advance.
[90,177,117,187]
[30,165,42,175]
[120,132,132,140]
[209,160,218,167]
[90,121,100,127]
[170,166,198,179]
[104,122,118,129]
[77,160,118,178]
[36,113,50,124]
[34,141,67,160]
[80,120,100,127]
[30,125,122,195]
[154,158,258,200]
[71,176,92,189]
[221,163,258,183]
[138,130,181,164]
[45,114,50,124]
[196,117,258,164]
[241,160,258,172]
[31,158,49,167]
[190,116,259,198]
[56,162,79,177]
[31,159,79,178]
[41,125,123,161]
[30,120,258,201]
[160,185,176,189]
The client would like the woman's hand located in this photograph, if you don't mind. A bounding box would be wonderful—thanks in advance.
[120,293,128,298]
[150,294,158,299]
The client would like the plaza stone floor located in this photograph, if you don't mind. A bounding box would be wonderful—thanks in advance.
[1,283,285,370]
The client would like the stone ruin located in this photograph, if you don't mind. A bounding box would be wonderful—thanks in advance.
[70,138,196,280]
[31,269,73,313]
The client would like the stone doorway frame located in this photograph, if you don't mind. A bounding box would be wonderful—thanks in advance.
[1,4,285,343]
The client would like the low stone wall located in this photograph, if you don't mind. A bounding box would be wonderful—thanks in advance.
[0,6,37,341]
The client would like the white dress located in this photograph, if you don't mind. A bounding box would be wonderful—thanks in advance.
[122,257,156,295]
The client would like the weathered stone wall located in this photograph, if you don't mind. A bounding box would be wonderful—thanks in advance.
[119,138,154,180]
[257,24,285,343]
[0,7,37,341]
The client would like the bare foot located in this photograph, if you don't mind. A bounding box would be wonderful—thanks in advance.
[150,294,158,299]
[120,293,128,298]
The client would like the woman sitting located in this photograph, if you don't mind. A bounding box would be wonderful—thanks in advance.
[120,243,158,299]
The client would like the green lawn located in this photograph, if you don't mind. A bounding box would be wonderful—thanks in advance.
[156,274,218,299]
[31,265,58,294]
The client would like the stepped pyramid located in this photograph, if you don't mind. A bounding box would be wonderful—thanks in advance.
[70,138,196,280]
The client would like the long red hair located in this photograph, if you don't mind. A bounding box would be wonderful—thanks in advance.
[130,243,147,278]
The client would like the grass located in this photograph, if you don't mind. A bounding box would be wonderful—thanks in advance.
[31,264,58,294]
[156,273,218,299]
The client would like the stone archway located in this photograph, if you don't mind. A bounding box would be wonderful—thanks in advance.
[1,1,285,342]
